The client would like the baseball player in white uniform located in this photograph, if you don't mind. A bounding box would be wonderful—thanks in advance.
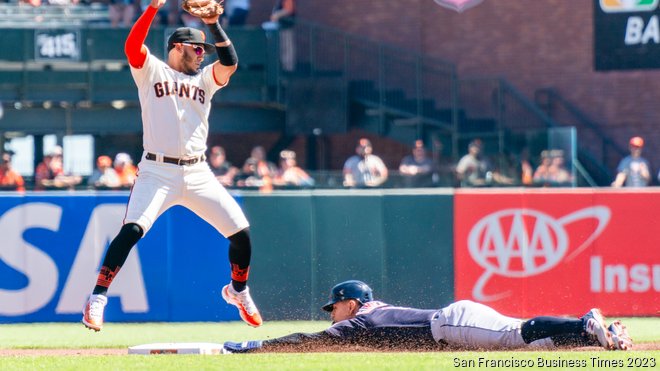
[82,0,262,331]
[222,280,632,353]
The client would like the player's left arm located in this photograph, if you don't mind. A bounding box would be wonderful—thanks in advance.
[202,15,238,86]
[224,319,370,353]
[223,331,338,353]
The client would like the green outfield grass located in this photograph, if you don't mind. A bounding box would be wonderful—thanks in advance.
[0,319,658,371]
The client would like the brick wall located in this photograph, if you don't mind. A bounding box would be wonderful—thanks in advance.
[246,0,660,179]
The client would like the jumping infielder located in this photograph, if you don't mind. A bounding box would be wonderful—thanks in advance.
[223,280,632,353]
[82,0,262,331]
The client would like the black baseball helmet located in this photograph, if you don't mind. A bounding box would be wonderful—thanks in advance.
[322,280,373,312]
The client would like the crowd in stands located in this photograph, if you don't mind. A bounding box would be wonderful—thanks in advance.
[0,134,655,191]
[6,0,252,28]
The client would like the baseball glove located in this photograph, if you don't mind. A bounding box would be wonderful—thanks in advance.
[182,0,224,19]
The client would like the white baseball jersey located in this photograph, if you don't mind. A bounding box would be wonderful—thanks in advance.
[130,47,224,157]
[124,47,249,236]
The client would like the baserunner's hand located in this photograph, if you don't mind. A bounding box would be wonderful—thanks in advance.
[223,340,263,353]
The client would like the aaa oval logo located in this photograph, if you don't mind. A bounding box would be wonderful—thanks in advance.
[468,209,568,277]
[467,206,611,302]
[468,206,611,278]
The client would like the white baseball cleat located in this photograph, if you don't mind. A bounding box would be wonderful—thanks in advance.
[608,320,633,350]
[222,284,263,327]
[581,308,614,350]
[82,294,108,332]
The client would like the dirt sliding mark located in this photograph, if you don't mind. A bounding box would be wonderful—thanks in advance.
[0,348,128,356]
[0,342,658,356]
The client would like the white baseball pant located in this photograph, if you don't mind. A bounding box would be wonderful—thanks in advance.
[430,300,554,350]
[124,153,249,236]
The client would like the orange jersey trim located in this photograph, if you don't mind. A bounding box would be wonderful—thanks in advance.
[125,6,158,69]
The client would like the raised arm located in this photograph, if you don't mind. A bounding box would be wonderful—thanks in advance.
[125,0,165,68]
[201,14,238,86]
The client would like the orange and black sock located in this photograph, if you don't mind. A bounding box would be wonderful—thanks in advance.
[228,228,252,292]
[93,265,121,296]
[92,223,143,295]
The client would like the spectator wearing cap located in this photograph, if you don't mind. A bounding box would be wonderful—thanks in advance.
[114,152,138,188]
[546,149,573,187]
[399,139,435,187]
[532,150,552,186]
[455,139,513,187]
[274,150,314,187]
[88,155,121,189]
[237,146,277,190]
[208,145,238,187]
[35,146,63,190]
[0,151,25,192]
[343,138,388,188]
[612,136,651,187]
[455,139,490,187]
[34,145,82,190]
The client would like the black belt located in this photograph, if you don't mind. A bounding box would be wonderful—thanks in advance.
[145,152,206,166]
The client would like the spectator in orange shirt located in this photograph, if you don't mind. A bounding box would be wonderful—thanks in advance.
[114,152,138,188]
[0,151,25,191]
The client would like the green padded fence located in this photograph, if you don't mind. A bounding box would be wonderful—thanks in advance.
[240,189,455,320]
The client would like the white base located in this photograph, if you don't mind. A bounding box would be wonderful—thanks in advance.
[128,342,227,355]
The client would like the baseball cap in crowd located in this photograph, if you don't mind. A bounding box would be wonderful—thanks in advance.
[47,145,63,157]
[629,136,644,148]
[167,27,215,54]
[114,152,133,166]
[280,150,296,160]
[358,138,372,148]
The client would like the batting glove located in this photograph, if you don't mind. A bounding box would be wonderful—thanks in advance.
[223,340,263,353]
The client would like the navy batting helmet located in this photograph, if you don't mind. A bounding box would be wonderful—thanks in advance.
[322,280,373,312]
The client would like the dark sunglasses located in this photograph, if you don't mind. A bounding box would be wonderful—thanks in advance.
[180,43,205,56]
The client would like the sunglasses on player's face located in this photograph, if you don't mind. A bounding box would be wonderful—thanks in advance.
[180,43,205,56]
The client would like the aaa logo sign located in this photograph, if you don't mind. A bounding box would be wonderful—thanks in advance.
[454,190,660,317]
[600,0,659,13]
[466,207,609,302]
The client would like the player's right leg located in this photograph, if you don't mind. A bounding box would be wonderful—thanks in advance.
[83,223,143,331]
[83,160,177,331]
